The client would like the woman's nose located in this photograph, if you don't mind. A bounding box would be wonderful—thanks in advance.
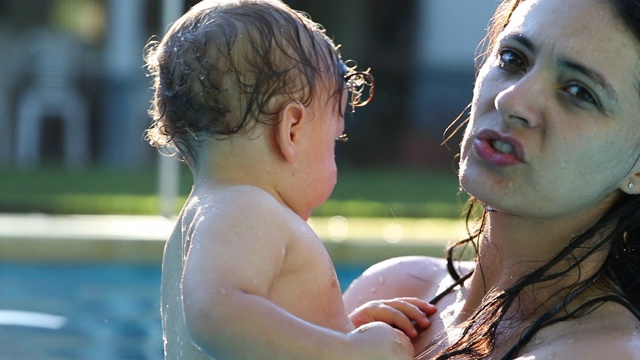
[494,74,543,129]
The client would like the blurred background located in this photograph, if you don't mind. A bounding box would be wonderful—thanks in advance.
[0,1,498,359]
[0,0,497,217]
[0,0,496,169]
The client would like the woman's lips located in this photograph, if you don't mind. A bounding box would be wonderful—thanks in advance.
[473,129,525,166]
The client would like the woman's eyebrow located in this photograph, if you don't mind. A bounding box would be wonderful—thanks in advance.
[559,59,619,103]
[499,33,535,53]
[500,32,619,103]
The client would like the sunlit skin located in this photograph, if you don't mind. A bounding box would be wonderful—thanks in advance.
[278,86,347,221]
[344,0,640,358]
[460,0,640,222]
[162,80,435,360]
[151,1,440,358]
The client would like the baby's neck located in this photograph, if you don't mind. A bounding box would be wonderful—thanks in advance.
[191,138,281,188]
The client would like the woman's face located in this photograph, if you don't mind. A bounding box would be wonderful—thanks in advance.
[459,0,640,219]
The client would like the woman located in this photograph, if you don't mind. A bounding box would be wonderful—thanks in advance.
[343,0,640,358]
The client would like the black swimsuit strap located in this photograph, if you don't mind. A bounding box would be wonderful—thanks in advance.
[414,269,474,359]
[428,269,474,305]
[424,267,639,359]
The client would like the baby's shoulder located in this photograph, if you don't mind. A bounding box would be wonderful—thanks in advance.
[185,184,306,237]
[211,184,281,206]
[193,184,295,218]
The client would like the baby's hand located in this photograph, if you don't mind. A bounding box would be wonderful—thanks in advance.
[347,321,414,360]
[349,297,436,339]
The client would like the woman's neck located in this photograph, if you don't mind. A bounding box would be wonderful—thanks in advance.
[461,211,610,318]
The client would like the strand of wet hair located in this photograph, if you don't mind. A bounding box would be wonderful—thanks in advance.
[499,272,601,359]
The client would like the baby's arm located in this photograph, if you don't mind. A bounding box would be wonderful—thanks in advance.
[349,297,436,338]
[180,191,413,359]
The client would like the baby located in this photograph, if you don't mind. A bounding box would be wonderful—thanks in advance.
[145,1,434,358]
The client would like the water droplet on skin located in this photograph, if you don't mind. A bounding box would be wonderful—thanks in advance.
[281,247,286,256]
[369,287,377,293]
[220,288,226,295]
[378,277,385,285]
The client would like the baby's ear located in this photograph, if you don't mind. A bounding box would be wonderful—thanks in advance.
[274,101,305,163]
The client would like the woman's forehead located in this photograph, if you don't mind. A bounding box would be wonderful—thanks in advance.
[504,0,640,100]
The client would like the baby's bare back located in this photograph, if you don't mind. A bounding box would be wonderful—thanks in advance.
[161,185,352,359]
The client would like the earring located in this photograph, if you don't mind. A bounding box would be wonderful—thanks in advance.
[629,183,635,190]
[482,203,496,212]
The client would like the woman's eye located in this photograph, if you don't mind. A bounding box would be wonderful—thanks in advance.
[565,83,597,105]
[498,49,526,71]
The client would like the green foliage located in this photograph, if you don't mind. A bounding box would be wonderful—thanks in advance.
[0,166,466,217]
[318,167,467,218]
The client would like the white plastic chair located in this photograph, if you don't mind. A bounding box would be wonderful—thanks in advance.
[15,29,89,169]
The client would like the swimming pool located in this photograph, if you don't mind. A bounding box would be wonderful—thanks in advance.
[0,261,370,360]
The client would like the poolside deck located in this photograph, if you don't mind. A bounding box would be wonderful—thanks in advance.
[0,214,464,265]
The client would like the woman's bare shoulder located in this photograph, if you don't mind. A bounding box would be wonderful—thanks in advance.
[519,301,640,359]
[357,256,451,285]
[343,256,469,312]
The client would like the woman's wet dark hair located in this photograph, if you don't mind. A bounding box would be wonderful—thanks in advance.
[424,0,640,358]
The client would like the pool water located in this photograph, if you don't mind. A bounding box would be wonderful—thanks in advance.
[0,262,369,360]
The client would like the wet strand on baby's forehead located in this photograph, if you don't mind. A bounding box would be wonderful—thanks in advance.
[168,17,206,50]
